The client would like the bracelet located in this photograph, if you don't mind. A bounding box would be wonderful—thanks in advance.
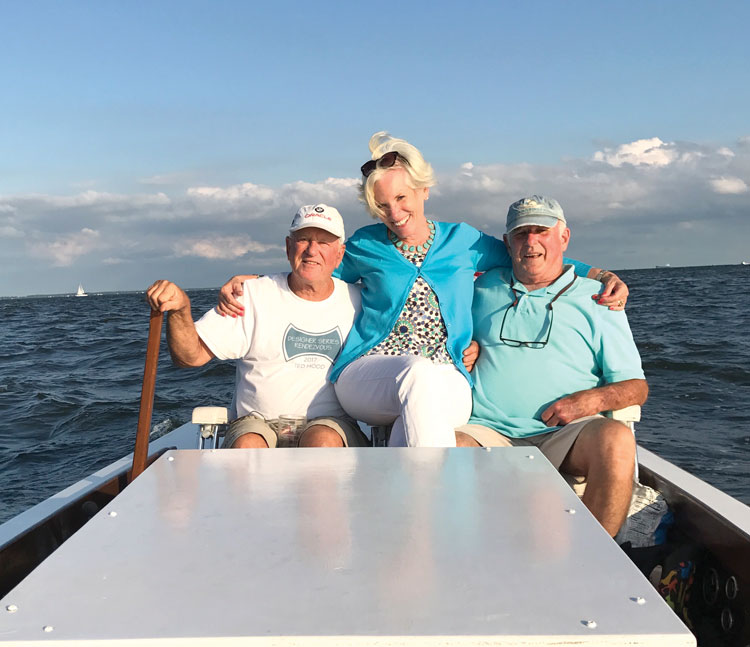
[594,269,609,282]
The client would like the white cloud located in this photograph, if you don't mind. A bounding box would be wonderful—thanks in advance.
[710,176,748,194]
[460,162,474,177]
[5,191,172,229]
[186,177,360,213]
[439,163,536,197]
[0,226,23,238]
[175,236,283,260]
[29,228,101,266]
[593,137,677,168]
[283,177,360,206]
[0,206,22,238]
[4,136,750,296]
[677,151,705,164]
[26,190,170,209]
[187,182,277,202]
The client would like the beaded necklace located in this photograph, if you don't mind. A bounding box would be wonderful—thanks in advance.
[387,220,435,254]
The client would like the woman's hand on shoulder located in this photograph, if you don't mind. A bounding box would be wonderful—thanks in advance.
[217,275,257,317]
[591,270,629,311]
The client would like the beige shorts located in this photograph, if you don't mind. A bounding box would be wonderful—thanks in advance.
[456,415,604,469]
[223,414,369,448]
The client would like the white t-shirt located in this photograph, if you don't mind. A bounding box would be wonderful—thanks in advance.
[195,273,361,420]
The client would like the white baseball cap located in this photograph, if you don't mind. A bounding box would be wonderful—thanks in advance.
[289,204,345,242]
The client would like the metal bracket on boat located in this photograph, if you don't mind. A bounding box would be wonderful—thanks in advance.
[607,405,642,481]
[192,407,229,449]
[370,425,392,447]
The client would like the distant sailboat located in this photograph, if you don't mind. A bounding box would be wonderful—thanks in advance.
[76,284,88,297]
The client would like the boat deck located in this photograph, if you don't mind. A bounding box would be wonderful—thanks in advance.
[0,447,694,645]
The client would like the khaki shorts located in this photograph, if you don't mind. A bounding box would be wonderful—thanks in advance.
[456,415,604,469]
[223,414,369,449]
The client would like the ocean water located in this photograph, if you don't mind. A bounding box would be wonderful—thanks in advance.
[0,265,749,524]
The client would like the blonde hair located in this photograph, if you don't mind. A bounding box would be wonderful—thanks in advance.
[359,132,436,219]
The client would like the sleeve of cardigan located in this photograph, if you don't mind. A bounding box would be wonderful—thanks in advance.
[332,246,362,283]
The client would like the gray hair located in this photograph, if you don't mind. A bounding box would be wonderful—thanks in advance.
[359,132,436,219]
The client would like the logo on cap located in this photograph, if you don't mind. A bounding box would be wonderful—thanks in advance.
[314,206,324,213]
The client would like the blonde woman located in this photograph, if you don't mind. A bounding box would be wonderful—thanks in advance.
[218,132,627,447]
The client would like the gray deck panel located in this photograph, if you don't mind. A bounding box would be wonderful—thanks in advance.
[0,447,694,646]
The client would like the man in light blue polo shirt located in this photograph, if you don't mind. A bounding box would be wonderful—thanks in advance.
[456,195,648,537]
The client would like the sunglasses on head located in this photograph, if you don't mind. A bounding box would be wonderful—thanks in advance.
[360,151,406,178]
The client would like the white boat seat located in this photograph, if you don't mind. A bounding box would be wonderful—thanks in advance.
[192,406,229,449]
[606,404,641,430]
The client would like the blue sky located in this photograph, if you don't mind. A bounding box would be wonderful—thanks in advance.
[2,0,749,296]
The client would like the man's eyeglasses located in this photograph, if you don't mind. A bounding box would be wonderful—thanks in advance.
[361,151,407,178]
[499,275,576,348]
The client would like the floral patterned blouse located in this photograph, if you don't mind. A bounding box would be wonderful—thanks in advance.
[367,240,452,364]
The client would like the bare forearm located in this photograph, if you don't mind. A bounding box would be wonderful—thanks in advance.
[541,379,648,426]
[146,279,214,367]
[587,268,629,310]
[590,379,649,411]
[166,307,212,367]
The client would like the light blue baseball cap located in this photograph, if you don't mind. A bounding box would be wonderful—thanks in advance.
[506,195,566,233]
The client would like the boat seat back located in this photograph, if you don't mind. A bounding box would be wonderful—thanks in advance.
[606,404,641,431]
[192,406,229,449]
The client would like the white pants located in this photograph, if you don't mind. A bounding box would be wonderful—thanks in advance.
[334,355,472,447]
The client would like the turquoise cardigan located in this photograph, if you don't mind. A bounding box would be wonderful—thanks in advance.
[331,221,591,386]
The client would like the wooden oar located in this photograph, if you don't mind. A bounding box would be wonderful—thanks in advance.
[131,309,164,481]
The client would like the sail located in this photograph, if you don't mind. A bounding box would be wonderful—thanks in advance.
[76,284,88,297]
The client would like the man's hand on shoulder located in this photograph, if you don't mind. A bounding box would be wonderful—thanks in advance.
[147,280,190,313]
[217,274,258,318]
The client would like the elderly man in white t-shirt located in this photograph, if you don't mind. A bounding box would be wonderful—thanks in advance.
[146,204,366,449]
